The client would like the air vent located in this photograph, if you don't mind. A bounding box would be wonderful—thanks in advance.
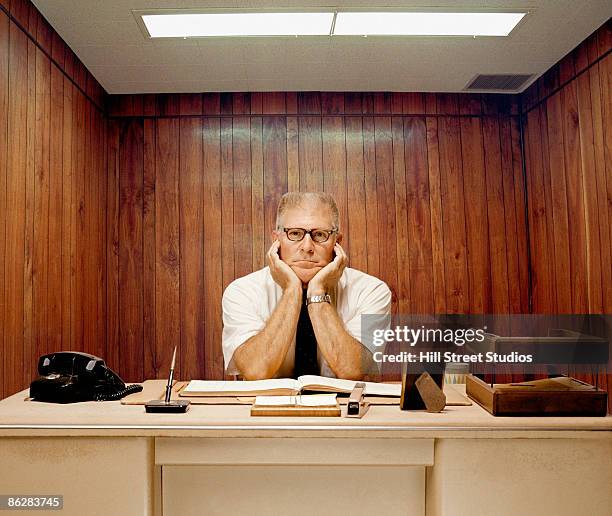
[465,74,533,92]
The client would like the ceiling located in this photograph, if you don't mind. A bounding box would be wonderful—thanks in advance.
[32,1,611,94]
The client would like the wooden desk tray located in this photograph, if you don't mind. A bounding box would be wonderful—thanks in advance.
[466,374,608,417]
[250,404,341,417]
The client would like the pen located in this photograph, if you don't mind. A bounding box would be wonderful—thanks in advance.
[164,347,177,403]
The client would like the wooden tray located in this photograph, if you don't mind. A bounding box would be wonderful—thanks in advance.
[466,374,608,416]
[250,404,341,417]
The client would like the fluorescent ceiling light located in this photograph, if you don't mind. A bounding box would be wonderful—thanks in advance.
[142,12,334,37]
[333,12,526,36]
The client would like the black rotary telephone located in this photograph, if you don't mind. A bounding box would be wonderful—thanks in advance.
[29,351,143,403]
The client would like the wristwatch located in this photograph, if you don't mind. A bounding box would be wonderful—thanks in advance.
[305,293,332,306]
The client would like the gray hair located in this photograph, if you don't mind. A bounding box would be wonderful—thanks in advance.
[275,192,339,230]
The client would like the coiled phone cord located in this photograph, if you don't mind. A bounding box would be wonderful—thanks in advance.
[94,384,143,401]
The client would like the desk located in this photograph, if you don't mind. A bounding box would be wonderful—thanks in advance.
[0,386,610,516]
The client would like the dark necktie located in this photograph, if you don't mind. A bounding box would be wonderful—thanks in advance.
[293,290,319,378]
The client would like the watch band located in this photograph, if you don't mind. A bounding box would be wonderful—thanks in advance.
[305,293,331,306]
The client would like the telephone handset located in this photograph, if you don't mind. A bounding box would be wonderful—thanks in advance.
[30,351,143,403]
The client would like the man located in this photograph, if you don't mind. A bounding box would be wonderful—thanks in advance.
[222,192,391,380]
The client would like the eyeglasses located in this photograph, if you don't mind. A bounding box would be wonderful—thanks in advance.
[283,227,338,243]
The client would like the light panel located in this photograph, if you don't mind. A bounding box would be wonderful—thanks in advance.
[142,12,335,38]
[333,12,526,36]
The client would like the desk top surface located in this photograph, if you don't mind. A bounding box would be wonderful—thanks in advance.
[1,383,611,438]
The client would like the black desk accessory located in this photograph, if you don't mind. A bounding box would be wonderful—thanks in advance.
[145,347,190,413]
[30,351,143,403]
[400,369,445,412]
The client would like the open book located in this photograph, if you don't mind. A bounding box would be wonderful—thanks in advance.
[181,375,401,397]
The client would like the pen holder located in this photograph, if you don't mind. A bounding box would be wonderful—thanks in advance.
[145,399,190,413]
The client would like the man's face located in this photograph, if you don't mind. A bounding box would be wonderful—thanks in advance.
[273,204,340,285]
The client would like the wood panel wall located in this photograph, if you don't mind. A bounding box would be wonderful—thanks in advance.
[0,0,106,398]
[521,21,611,314]
[521,20,611,410]
[106,92,528,383]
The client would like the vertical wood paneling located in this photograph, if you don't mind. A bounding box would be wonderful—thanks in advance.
[202,118,223,378]
[601,55,612,315]
[405,117,434,314]
[262,117,287,241]
[0,2,112,395]
[298,116,323,191]
[344,117,367,272]
[539,103,559,316]
[461,116,492,313]
[48,63,63,353]
[142,119,156,379]
[23,35,35,383]
[106,120,119,372]
[545,94,572,313]
[68,81,80,355]
[84,98,95,355]
[4,22,27,396]
[499,117,522,313]
[425,116,447,314]
[286,116,299,192]
[588,59,612,313]
[232,116,253,280]
[391,116,410,315]
[97,107,107,359]
[576,72,604,313]
[374,116,398,313]
[261,92,285,115]
[179,118,204,381]
[525,108,553,313]
[155,118,180,380]
[83,100,93,355]
[510,118,530,314]
[0,13,8,399]
[561,83,589,313]
[362,116,380,279]
[437,116,469,313]
[482,117,510,313]
[221,117,234,295]
[521,25,611,408]
[321,116,348,254]
[118,119,144,382]
[33,45,50,362]
[60,73,73,350]
[250,116,265,270]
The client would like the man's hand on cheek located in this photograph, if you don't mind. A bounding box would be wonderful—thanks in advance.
[268,240,302,291]
[307,243,347,296]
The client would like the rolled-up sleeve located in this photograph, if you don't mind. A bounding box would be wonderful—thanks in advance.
[222,280,266,375]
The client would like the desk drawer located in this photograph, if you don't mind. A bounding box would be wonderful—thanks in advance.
[155,437,434,466]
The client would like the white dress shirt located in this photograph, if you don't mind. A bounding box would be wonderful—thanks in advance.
[222,266,392,378]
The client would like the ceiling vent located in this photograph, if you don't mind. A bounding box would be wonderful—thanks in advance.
[464,74,533,92]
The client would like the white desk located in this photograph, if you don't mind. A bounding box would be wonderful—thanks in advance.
[0,386,610,516]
